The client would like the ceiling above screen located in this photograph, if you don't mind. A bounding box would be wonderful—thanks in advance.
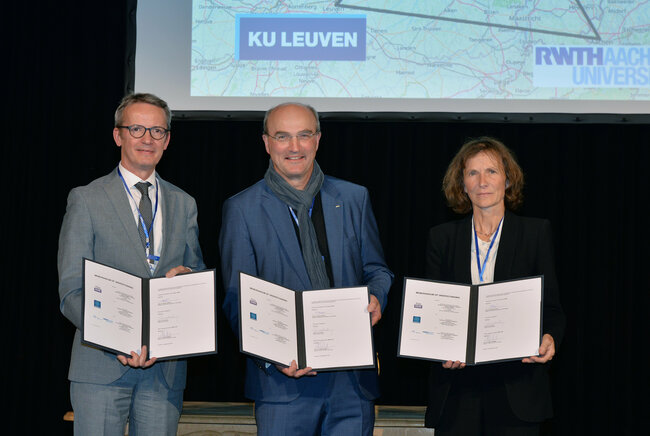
[132,0,650,117]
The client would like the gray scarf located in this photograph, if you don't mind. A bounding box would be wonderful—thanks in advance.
[264,160,330,289]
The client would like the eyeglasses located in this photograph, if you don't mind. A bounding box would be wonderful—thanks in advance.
[265,131,320,143]
[117,124,169,140]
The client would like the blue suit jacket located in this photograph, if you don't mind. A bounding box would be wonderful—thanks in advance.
[220,176,393,402]
[57,167,205,389]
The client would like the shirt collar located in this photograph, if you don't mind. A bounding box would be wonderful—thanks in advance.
[118,162,157,188]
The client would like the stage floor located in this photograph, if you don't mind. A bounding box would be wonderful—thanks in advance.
[178,402,434,435]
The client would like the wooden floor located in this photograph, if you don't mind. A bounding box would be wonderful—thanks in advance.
[177,402,435,435]
[65,402,435,435]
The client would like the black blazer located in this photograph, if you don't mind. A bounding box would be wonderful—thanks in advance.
[424,211,566,426]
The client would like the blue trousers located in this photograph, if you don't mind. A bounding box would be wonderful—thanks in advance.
[254,371,375,436]
[70,364,183,436]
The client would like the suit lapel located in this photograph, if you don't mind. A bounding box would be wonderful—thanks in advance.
[454,216,473,284]
[103,168,154,275]
[261,184,312,289]
[321,180,343,287]
[494,211,516,282]
[156,176,173,276]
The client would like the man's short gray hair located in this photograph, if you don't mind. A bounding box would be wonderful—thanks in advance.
[114,93,172,129]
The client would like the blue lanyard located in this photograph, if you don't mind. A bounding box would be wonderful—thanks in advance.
[289,197,316,227]
[474,216,503,283]
[117,168,160,263]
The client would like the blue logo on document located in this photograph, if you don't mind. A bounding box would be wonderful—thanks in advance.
[236,14,366,61]
[250,312,257,320]
[413,316,421,323]
[94,300,101,309]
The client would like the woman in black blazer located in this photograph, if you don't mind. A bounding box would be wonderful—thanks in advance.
[424,137,565,435]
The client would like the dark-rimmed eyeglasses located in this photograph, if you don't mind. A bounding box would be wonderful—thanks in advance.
[117,124,169,140]
[265,131,320,143]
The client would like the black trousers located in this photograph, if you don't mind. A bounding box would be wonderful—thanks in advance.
[434,375,540,436]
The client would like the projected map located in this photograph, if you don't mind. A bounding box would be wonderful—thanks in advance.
[191,1,650,101]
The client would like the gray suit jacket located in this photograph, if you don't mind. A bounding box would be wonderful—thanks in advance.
[58,167,205,388]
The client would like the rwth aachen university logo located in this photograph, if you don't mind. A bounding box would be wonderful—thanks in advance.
[236,14,366,61]
[534,46,650,87]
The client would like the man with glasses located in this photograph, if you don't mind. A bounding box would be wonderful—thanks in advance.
[220,102,393,435]
[58,93,205,435]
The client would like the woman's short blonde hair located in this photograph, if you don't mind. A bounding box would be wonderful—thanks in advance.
[442,136,524,214]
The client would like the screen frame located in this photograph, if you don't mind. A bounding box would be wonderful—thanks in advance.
[126,0,650,124]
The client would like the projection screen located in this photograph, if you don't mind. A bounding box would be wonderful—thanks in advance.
[132,0,650,118]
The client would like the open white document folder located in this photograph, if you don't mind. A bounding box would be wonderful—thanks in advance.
[238,272,375,371]
[82,258,217,360]
[398,276,543,365]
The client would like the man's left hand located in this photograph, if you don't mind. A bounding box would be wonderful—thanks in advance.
[367,294,382,326]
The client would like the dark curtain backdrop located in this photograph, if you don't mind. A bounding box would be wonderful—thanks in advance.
[6,2,648,435]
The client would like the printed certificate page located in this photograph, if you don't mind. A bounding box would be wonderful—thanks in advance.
[239,273,298,367]
[474,277,542,363]
[148,270,216,359]
[302,286,373,370]
[83,259,143,355]
[399,279,471,363]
